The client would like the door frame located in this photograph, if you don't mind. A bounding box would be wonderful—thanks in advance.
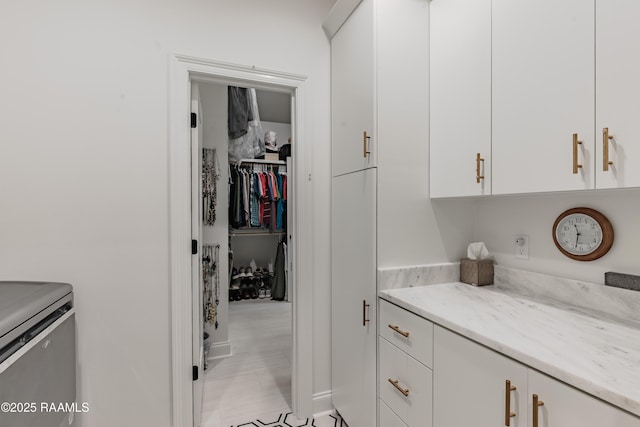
[168,54,313,427]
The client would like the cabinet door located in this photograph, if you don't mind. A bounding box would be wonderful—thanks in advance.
[433,326,528,427]
[528,370,640,427]
[430,0,491,197]
[596,0,640,189]
[492,0,594,194]
[331,0,374,177]
[331,169,377,427]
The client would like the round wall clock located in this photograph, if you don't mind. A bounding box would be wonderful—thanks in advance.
[552,207,614,261]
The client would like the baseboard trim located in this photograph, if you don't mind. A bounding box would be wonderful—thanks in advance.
[209,341,231,360]
[312,390,334,417]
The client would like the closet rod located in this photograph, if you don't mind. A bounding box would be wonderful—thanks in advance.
[234,158,285,166]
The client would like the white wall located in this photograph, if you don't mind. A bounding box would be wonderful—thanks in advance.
[376,0,475,268]
[0,1,333,426]
[474,189,640,284]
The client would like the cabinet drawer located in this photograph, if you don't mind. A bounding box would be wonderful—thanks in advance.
[380,337,433,427]
[380,399,408,427]
[380,298,433,368]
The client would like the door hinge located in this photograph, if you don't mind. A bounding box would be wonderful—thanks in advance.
[192,365,199,381]
[192,239,198,255]
[190,112,197,128]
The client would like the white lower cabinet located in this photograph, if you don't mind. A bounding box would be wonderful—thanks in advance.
[378,300,433,427]
[433,324,527,427]
[331,169,377,427]
[433,325,640,427]
[379,337,433,427]
[380,299,433,367]
[527,370,640,427]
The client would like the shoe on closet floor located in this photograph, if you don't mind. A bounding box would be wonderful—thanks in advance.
[229,288,241,301]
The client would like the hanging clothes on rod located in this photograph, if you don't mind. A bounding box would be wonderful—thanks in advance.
[229,161,287,232]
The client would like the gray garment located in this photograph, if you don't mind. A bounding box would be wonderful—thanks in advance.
[228,86,250,139]
[271,241,286,301]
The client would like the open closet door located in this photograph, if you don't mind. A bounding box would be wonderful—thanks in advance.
[286,157,294,303]
[286,94,295,304]
[287,94,298,412]
[191,82,204,427]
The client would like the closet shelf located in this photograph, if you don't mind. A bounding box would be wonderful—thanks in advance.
[229,228,285,237]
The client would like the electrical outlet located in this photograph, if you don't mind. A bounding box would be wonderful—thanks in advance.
[515,235,529,259]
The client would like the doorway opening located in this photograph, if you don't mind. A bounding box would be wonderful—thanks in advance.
[168,55,313,427]
[194,82,295,426]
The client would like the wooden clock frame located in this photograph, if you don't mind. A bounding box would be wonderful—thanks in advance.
[552,207,614,261]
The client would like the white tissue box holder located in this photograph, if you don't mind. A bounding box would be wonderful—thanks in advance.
[460,258,494,286]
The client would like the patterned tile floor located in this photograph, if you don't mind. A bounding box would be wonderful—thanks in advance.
[230,411,344,427]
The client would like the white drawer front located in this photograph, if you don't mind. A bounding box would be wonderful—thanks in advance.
[380,399,408,427]
[380,337,433,427]
[380,298,433,368]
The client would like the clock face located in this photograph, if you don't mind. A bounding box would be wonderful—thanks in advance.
[555,213,603,256]
[552,207,614,261]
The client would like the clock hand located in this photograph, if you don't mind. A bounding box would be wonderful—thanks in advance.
[574,224,581,248]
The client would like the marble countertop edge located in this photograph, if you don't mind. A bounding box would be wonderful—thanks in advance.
[379,283,640,418]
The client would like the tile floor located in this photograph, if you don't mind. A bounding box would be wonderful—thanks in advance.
[200,299,295,427]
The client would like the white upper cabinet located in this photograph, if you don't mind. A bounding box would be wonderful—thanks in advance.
[596,0,640,189]
[492,0,595,195]
[331,0,375,177]
[430,0,491,197]
[430,0,640,197]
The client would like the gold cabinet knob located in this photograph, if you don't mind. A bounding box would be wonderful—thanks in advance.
[388,324,410,338]
[532,394,544,427]
[603,127,614,171]
[573,133,583,174]
[388,378,410,397]
[505,380,517,426]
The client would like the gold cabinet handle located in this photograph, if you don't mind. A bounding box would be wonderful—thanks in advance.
[363,131,371,158]
[603,127,614,171]
[573,133,583,174]
[532,394,544,427]
[388,324,410,338]
[505,380,517,426]
[476,153,485,183]
[388,378,410,397]
[362,300,370,326]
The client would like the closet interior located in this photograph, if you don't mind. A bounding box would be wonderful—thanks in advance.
[228,159,289,302]
[197,82,293,364]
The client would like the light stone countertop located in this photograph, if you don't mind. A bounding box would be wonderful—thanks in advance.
[379,282,640,417]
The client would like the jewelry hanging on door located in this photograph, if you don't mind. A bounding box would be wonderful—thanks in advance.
[202,244,219,327]
[202,148,221,226]
[213,244,220,329]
